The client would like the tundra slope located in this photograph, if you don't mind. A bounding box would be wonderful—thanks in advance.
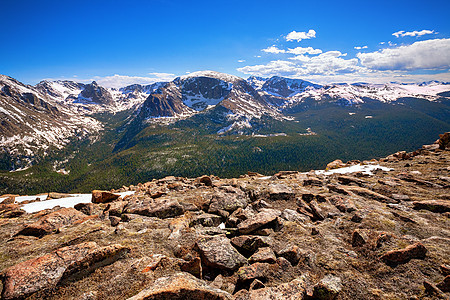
[0,133,449,299]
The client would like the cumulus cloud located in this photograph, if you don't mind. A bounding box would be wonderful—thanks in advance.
[392,30,436,38]
[91,73,175,88]
[238,59,246,63]
[357,38,450,70]
[288,46,322,55]
[286,30,316,42]
[354,46,368,50]
[238,50,361,78]
[262,45,286,54]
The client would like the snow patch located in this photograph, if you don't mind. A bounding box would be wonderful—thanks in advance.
[315,164,393,176]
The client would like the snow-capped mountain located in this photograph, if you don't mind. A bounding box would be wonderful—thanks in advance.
[1,71,449,171]
[0,75,102,170]
[280,81,450,109]
[246,75,450,109]
[134,71,279,126]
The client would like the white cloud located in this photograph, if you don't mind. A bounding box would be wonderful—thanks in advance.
[238,59,246,63]
[238,51,361,78]
[286,30,316,42]
[262,46,286,54]
[392,30,436,38]
[357,38,450,70]
[288,46,322,55]
[89,73,175,88]
[354,46,368,50]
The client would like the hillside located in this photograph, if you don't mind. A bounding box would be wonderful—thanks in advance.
[0,133,449,299]
[0,72,449,194]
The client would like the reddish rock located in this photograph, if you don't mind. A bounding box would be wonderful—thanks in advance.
[249,279,266,290]
[1,242,129,300]
[380,242,427,265]
[74,202,97,216]
[351,229,368,247]
[198,175,213,186]
[0,196,15,204]
[237,276,308,300]
[127,272,232,300]
[16,207,87,237]
[326,159,346,170]
[277,245,303,266]
[237,209,281,234]
[441,264,450,276]
[345,186,397,203]
[249,247,277,264]
[438,132,450,149]
[179,256,202,279]
[109,216,121,227]
[91,190,120,203]
[237,262,275,282]
[328,195,356,213]
[105,200,128,217]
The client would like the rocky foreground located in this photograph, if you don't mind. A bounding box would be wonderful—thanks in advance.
[0,134,450,300]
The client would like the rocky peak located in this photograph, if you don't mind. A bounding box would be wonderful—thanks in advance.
[261,76,322,98]
[79,81,114,105]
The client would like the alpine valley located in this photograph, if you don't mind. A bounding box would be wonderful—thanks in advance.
[1,71,449,194]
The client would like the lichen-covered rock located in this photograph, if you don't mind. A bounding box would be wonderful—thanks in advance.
[190,213,223,227]
[124,196,184,218]
[196,235,247,271]
[16,207,86,237]
[1,242,129,300]
[249,247,277,264]
[235,276,308,300]
[312,275,343,300]
[237,262,276,282]
[277,245,302,265]
[127,272,232,300]
[268,184,295,201]
[208,186,249,214]
[237,209,281,234]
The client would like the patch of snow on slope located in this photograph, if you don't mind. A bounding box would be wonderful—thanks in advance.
[21,191,135,213]
[315,164,393,176]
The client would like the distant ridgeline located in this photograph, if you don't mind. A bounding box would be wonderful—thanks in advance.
[0,71,449,194]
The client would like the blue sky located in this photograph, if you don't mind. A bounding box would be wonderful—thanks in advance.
[1,0,449,87]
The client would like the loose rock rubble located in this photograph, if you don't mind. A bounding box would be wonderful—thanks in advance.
[0,133,449,299]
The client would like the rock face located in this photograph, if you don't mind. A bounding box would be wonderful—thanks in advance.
[127,272,232,300]
[1,242,129,300]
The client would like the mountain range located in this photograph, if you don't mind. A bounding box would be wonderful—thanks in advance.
[1,71,449,194]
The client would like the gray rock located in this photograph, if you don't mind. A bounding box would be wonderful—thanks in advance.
[197,236,247,271]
